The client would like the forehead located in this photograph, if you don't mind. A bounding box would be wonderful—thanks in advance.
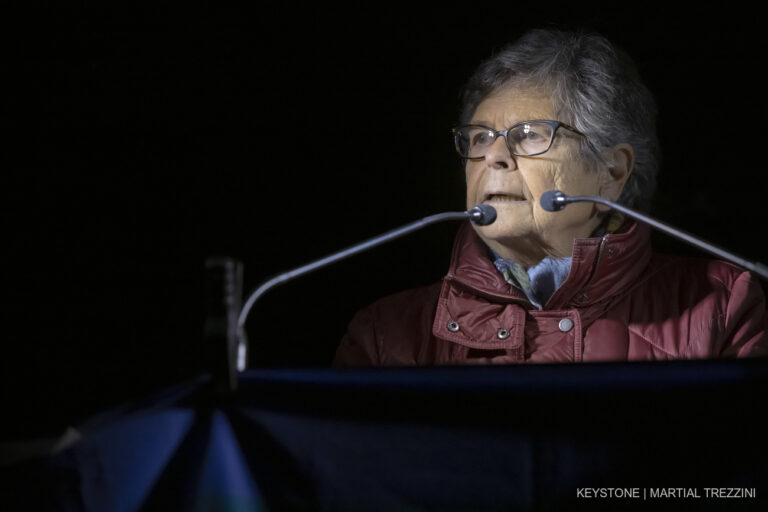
[470,87,556,126]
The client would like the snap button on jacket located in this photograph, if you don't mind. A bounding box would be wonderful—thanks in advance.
[334,221,768,366]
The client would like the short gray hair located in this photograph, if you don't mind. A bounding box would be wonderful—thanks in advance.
[459,29,660,212]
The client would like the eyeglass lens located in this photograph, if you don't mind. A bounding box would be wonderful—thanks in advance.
[457,122,555,158]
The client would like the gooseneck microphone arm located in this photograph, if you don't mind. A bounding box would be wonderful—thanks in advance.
[235,204,497,370]
[540,190,768,280]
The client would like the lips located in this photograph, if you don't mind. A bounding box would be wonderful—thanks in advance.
[484,193,526,203]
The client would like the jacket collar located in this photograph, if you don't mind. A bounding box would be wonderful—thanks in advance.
[445,220,653,310]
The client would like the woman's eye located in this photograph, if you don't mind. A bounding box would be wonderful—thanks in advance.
[471,131,493,146]
[510,125,549,146]
[523,128,545,140]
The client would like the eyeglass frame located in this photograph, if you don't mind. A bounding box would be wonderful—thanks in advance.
[452,119,601,161]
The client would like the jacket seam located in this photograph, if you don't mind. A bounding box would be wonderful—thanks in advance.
[708,267,742,293]
[698,268,738,337]
[626,325,678,357]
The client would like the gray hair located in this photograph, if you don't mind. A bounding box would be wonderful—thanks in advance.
[459,29,660,212]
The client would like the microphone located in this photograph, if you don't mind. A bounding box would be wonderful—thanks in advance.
[540,190,768,280]
[235,204,497,370]
[468,203,497,226]
[540,190,569,212]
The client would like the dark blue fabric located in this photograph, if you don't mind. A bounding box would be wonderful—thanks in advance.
[6,359,768,511]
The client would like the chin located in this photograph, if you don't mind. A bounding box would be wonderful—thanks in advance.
[473,222,529,246]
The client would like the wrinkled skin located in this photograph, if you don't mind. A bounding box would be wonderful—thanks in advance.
[465,87,634,268]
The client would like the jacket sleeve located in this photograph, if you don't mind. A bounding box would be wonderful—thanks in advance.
[718,270,768,358]
[333,305,380,367]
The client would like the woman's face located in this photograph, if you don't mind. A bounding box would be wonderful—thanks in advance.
[465,87,611,266]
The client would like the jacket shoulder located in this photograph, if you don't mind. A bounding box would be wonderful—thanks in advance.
[627,254,768,358]
[333,281,443,366]
[643,254,758,297]
[366,281,444,316]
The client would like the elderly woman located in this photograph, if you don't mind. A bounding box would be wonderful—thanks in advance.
[334,29,768,366]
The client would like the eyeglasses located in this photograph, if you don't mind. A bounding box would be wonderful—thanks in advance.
[452,120,593,160]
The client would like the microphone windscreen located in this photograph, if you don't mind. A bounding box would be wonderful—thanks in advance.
[469,204,497,226]
[540,190,566,212]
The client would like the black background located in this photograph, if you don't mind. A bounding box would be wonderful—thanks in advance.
[3,4,767,440]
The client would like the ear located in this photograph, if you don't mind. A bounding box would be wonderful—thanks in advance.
[596,143,634,212]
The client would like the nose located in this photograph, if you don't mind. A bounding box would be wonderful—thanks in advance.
[484,134,518,171]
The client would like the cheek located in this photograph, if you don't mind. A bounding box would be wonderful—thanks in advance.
[520,163,559,197]
[464,166,482,200]
[524,164,581,225]
[560,168,600,195]
[554,152,601,193]
[530,158,597,198]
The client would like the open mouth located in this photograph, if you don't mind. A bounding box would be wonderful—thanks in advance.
[484,193,526,203]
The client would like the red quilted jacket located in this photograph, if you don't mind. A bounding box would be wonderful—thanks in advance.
[334,221,768,366]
